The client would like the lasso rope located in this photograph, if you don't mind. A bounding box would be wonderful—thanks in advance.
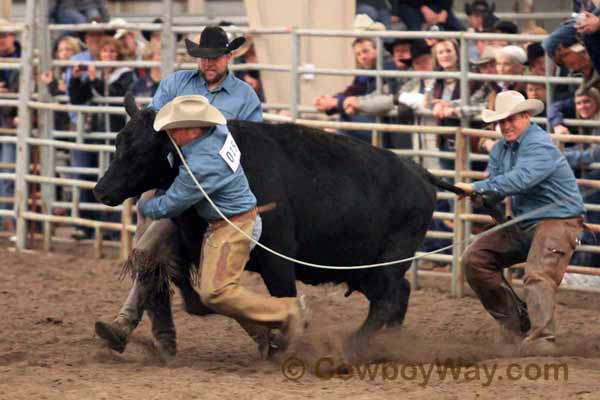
[166,133,585,270]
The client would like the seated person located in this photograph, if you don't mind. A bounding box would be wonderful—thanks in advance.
[393,0,465,31]
[313,37,380,143]
[495,45,527,94]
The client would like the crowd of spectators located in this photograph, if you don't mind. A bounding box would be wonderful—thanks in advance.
[0,1,599,266]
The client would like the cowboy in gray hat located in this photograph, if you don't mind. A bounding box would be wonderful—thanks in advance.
[94,26,263,361]
[141,95,308,355]
[456,91,585,356]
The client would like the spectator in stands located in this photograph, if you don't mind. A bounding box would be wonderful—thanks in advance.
[68,36,134,239]
[49,0,110,24]
[526,42,546,76]
[357,0,393,30]
[543,1,599,73]
[313,15,383,142]
[549,84,600,136]
[465,0,496,60]
[555,86,600,267]
[342,37,413,116]
[343,39,428,148]
[495,45,527,95]
[555,43,599,92]
[525,82,548,117]
[141,17,184,49]
[112,18,144,61]
[232,37,265,102]
[427,39,461,171]
[69,36,134,132]
[130,42,162,99]
[38,35,81,132]
[0,19,20,232]
[393,0,465,31]
[575,6,600,76]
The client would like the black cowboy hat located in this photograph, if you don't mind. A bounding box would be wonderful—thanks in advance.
[465,0,495,16]
[142,18,183,42]
[384,37,412,55]
[185,26,246,58]
[526,42,545,65]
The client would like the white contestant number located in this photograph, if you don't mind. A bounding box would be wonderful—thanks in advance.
[219,134,241,172]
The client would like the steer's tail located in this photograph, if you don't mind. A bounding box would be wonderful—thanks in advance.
[412,162,466,195]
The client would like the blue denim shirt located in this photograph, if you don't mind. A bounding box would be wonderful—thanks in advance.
[140,124,257,221]
[150,70,262,122]
[473,123,585,227]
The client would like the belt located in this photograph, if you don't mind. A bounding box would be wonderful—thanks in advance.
[209,207,257,229]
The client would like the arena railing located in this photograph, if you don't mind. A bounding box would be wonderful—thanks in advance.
[11,0,599,295]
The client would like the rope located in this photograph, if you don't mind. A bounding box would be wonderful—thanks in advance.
[166,133,584,270]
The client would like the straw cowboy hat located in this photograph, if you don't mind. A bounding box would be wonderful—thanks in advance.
[353,14,386,31]
[153,95,226,131]
[481,90,544,123]
[185,25,246,58]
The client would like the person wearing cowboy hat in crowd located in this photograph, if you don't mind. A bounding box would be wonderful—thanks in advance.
[95,25,263,361]
[141,17,184,49]
[456,91,585,356]
[137,95,310,358]
[149,25,261,121]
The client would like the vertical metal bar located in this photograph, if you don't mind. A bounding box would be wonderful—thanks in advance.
[451,34,470,298]
[544,49,553,131]
[290,29,300,120]
[372,35,383,148]
[38,0,55,250]
[162,0,175,76]
[15,0,36,251]
[72,186,80,218]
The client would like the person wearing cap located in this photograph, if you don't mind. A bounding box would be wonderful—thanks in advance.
[111,18,144,61]
[465,1,494,32]
[542,1,600,71]
[138,95,308,357]
[456,90,585,355]
[149,25,261,122]
[392,0,465,31]
[495,45,527,94]
[0,18,20,232]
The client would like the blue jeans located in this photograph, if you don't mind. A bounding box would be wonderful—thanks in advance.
[70,148,100,234]
[0,143,15,211]
[581,31,600,77]
[394,3,464,31]
[51,7,102,24]
[356,3,392,31]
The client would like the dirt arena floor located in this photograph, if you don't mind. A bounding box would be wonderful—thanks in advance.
[2,238,600,400]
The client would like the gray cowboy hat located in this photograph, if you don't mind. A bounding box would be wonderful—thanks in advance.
[481,90,544,123]
[185,25,246,58]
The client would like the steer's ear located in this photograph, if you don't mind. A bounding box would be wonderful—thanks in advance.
[124,92,139,118]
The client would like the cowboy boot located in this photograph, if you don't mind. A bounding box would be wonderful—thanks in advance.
[95,277,147,353]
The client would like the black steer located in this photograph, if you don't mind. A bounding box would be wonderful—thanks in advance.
[94,94,463,354]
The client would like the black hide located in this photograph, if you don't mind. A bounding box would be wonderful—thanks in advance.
[95,97,462,340]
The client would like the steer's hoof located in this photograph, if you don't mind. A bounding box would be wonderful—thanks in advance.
[156,337,177,364]
[183,295,215,316]
[95,321,128,353]
[343,334,369,363]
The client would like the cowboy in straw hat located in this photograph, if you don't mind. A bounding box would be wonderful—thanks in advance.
[456,90,585,356]
[144,95,309,357]
[97,96,307,361]
[95,26,263,362]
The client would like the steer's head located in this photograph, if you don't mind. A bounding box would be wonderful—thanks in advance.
[94,93,177,206]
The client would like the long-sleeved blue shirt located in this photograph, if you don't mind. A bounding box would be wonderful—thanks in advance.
[140,124,257,221]
[472,123,585,227]
[149,70,262,122]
